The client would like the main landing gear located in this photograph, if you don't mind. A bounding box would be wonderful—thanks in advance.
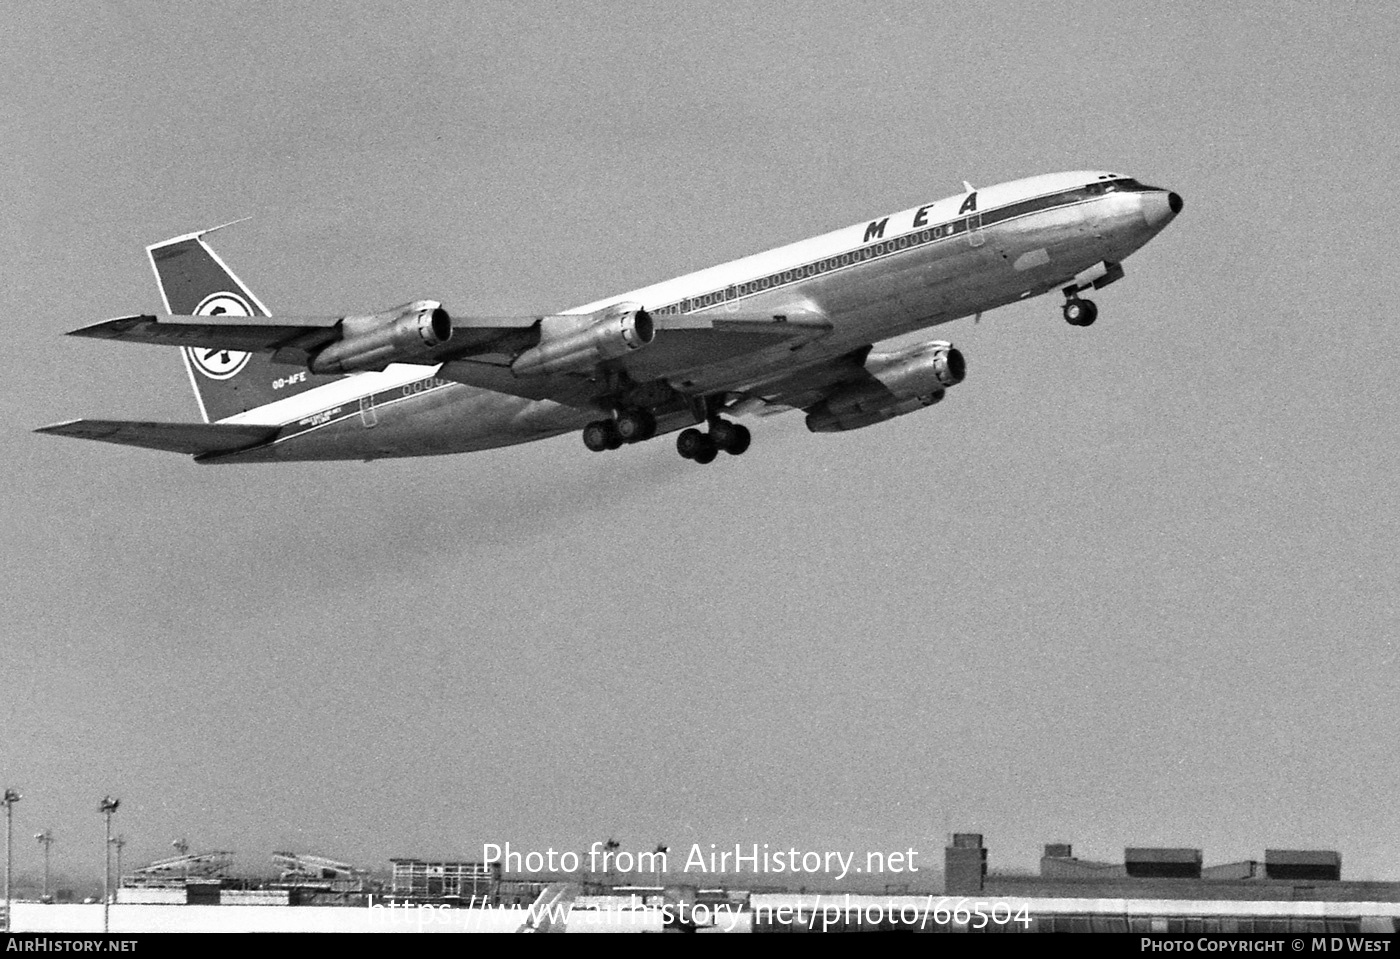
[579,403,752,465]
[676,418,750,464]
[1062,294,1098,327]
[582,408,657,452]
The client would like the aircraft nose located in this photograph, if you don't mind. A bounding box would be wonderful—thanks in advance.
[1142,189,1183,229]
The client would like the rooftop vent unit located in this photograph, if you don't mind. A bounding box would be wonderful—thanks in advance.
[1124,847,1203,879]
[1264,849,1340,881]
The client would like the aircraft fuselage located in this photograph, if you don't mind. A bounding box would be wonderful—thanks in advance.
[208,170,1180,463]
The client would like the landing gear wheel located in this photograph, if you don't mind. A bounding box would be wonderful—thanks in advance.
[615,408,656,444]
[582,420,620,452]
[676,428,707,460]
[691,439,718,465]
[1063,297,1098,327]
[711,420,751,456]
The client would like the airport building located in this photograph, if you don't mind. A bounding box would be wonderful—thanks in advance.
[388,859,500,905]
[8,834,1400,933]
[748,835,1400,934]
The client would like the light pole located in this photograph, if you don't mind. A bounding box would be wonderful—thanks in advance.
[172,838,188,885]
[34,830,54,903]
[98,797,119,933]
[2,789,20,931]
[108,836,125,894]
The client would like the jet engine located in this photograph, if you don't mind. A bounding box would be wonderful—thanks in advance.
[309,300,453,374]
[511,302,654,376]
[805,340,965,433]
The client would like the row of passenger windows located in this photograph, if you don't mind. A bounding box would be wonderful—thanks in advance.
[656,180,1148,316]
[657,222,965,314]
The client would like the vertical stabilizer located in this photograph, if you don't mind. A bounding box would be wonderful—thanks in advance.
[148,231,339,422]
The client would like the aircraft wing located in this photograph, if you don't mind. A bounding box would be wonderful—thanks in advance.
[438,310,833,407]
[69,308,833,408]
[34,419,279,455]
[66,312,541,359]
[69,312,343,352]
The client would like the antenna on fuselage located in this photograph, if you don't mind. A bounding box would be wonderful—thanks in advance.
[962,180,976,193]
[194,216,253,240]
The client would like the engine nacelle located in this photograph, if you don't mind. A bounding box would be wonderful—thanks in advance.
[309,300,453,374]
[511,303,654,376]
[805,340,965,433]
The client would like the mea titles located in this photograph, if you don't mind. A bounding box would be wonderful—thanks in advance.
[483,842,920,882]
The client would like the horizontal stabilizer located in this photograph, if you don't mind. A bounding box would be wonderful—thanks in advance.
[35,419,279,455]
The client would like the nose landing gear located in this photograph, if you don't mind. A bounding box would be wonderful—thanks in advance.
[1060,261,1122,327]
[1062,296,1098,327]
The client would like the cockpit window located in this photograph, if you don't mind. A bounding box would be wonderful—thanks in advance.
[1101,177,1161,193]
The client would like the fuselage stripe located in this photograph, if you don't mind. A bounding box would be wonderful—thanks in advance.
[256,177,1156,450]
[651,181,1150,317]
[274,381,457,443]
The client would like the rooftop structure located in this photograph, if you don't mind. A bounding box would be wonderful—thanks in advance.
[932,834,1395,932]
[388,859,500,905]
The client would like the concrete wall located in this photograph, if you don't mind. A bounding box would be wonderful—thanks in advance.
[11,903,542,933]
[986,875,1400,903]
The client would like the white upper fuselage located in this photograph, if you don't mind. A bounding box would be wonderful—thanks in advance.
[217,170,1180,462]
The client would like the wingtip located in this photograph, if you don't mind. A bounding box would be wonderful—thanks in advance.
[67,314,156,337]
[34,418,85,435]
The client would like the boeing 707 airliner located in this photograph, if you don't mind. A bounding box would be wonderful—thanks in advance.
[38,171,1182,465]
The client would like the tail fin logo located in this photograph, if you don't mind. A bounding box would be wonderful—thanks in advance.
[186,292,254,379]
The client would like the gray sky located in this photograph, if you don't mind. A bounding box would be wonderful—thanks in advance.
[3,0,1398,886]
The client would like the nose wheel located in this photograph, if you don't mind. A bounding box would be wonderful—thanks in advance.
[1063,296,1098,327]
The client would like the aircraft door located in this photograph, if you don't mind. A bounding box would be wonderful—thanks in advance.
[966,209,985,248]
[359,393,377,428]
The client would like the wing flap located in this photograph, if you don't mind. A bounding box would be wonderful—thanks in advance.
[443,309,833,406]
[435,360,597,405]
[650,309,831,333]
[618,309,831,379]
[35,419,279,455]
